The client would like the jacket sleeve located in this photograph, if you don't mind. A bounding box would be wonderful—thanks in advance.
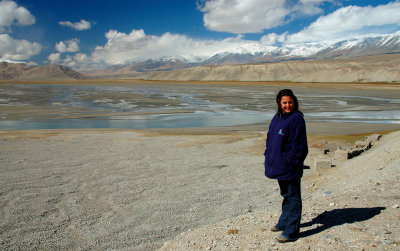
[264,115,275,156]
[286,115,308,167]
[264,115,277,156]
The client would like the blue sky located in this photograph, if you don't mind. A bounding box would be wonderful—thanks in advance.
[1,0,399,70]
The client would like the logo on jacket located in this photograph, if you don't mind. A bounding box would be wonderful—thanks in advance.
[278,129,284,135]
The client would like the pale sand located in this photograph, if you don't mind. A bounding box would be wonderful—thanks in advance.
[0,126,399,250]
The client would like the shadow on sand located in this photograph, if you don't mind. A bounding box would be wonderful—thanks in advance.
[300,207,385,238]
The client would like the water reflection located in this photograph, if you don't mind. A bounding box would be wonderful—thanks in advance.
[306,110,400,123]
[0,111,272,130]
[0,83,399,130]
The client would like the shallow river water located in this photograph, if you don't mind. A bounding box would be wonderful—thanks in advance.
[0,83,399,130]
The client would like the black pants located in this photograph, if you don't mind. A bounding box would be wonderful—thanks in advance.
[276,179,302,238]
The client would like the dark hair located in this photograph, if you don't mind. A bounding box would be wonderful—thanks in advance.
[276,89,300,114]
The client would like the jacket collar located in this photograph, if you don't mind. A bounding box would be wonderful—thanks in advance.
[278,110,294,118]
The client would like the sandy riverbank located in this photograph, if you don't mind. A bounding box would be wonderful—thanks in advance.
[0,126,399,250]
[1,80,399,249]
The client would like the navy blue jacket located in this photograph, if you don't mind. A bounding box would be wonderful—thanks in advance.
[264,111,308,180]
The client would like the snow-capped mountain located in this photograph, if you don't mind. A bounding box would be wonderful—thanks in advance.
[312,33,400,59]
[207,32,400,65]
[87,32,400,77]
[4,32,399,81]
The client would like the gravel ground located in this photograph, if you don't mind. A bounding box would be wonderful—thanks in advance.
[0,130,274,250]
[160,131,400,250]
[0,129,399,250]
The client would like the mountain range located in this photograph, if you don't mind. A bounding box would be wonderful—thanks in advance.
[0,62,86,81]
[1,32,400,82]
[146,54,400,82]
[86,32,400,79]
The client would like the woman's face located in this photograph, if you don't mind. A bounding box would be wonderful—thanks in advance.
[280,96,294,113]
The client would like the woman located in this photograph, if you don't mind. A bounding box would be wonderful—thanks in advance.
[264,89,308,243]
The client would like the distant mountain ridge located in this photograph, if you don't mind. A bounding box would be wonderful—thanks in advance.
[1,32,400,82]
[86,32,400,78]
[197,32,400,65]
[146,54,400,83]
[83,59,191,79]
[0,62,86,81]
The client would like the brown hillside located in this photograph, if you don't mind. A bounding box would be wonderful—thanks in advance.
[0,62,87,81]
[147,54,400,83]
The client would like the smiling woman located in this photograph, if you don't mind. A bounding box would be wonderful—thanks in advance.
[279,96,294,114]
[264,89,308,242]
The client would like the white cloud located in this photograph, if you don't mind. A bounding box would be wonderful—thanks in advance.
[47,52,97,70]
[59,53,89,68]
[58,2,400,70]
[0,34,41,60]
[198,0,335,34]
[293,2,324,16]
[73,53,88,62]
[62,55,75,67]
[48,53,61,63]
[59,19,92,31]
[199,0,289,33]
[0,0,35,28]
[90,29,267,65]
[0,1,39,61]
[286,1,400,44]
[58,28,274,69]
[260,33,287,45]
[55,39,80,53]
[299,0,333,3]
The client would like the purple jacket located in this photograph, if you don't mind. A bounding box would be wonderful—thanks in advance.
[264,111,308,180]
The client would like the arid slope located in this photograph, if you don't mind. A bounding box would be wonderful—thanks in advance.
[147,54,400,83]
[0,62,86,81]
